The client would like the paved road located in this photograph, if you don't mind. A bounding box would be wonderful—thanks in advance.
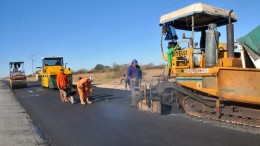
[12,81,260,146]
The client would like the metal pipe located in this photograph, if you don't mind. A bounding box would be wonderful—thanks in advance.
[228,10,233,24]
[160,28,165,59]
[227,10,234,58]
[216,99,222,118]
[191,15,195,48]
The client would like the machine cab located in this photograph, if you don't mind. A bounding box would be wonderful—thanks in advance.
[9,61,26,76]
[159,3,238,76]
[42,57,63,67]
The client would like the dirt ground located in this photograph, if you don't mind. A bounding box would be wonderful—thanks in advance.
[73,68,164,89]
[27,68,164,90]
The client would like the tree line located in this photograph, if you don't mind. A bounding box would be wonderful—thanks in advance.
[73,63,165,75]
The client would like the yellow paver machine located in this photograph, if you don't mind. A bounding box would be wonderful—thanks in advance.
[137,3,260,127]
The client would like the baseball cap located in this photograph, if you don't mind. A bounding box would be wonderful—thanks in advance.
[131,59,138,65]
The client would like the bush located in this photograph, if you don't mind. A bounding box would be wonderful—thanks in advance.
[92,64,111,73]
[110,63,128,79]
[142,63,165,70]
[73,68,88,74]
[73,63,164,76]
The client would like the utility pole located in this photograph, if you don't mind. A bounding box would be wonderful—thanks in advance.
[29,54,35,76]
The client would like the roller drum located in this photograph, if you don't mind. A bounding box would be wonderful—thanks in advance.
[10,79,27,89]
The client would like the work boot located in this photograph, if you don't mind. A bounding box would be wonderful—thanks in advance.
[81,101,86,105]
[69,96,75,104]
[86,99,92,104]
[64,99,69,103]
[62,96,69,103]
[60,97,65,102]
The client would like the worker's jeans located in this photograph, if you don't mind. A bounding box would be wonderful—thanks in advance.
[130,80,140,106]
[59,87,69,102]
[130,81,139,95]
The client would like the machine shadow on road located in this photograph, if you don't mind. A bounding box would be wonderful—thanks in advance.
[70,84,128,104]
[89,94,124,103]
[89,87,126,103]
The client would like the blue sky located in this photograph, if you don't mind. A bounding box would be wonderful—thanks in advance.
[1,0,259,77]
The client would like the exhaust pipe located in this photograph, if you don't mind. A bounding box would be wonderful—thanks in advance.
[226,10,234,58]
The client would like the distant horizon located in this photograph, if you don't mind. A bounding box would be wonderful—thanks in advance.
[0,62,165,78]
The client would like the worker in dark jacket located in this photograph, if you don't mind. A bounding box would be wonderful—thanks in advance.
[127,59,142,106]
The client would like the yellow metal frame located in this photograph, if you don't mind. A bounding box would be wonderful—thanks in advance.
[162,41,260,104]
[40,66,73,88]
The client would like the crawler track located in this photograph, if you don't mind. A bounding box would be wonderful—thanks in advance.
[148,81,260,128]
[180,91,260,128]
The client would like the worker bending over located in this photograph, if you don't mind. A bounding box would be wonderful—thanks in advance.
[56,68,69,102]
[77,77,93,105]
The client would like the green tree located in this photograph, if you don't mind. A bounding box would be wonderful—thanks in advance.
[93,64,105,72]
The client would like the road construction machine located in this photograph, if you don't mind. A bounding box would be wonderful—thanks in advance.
[137,3,260,127]
[39,57,76,104]
[9,61,27,89]
[40,57,73,88]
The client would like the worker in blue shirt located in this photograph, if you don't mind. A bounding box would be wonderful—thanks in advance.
[127,59,142,107]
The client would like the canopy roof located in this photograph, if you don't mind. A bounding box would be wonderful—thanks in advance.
[159,3,237,31]
[237,25,260,60]
[9,61,24,64]
[42,57,63,59]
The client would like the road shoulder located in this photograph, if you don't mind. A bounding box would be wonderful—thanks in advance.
[0,80,44,145]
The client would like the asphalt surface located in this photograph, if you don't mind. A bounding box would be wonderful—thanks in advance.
[11,80,260,146]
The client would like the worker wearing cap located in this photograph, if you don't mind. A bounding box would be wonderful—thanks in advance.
[77,77,93,105]
[56,68,69,102]
[127,59,142,106]
[167,41,179,77]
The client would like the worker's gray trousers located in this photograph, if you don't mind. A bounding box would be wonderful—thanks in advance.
[130,82,141,107]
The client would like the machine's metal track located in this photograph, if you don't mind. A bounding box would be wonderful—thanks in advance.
[139,79,260,128]
[184,104,260,128]
[180,90,260,128]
